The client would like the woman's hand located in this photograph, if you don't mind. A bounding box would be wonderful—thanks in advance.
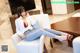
[28,26,33,30]
[25,26,33,30]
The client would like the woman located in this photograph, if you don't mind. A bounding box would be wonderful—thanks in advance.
[15,6,69,41]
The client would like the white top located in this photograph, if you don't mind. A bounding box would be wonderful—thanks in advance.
[15,16,36,34]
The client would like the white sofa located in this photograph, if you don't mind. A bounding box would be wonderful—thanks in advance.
[73,36,80,53]
[11,14,51,53]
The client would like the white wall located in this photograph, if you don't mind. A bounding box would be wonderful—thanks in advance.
[34,0,43,13]
[51,0,68,14]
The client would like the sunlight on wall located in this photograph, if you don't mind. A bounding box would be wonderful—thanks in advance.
[51,0,67,14]
[0,0,13,40]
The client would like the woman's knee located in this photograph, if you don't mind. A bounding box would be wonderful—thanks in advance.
[36,28,44,32]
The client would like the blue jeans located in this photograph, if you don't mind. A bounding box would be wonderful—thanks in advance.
[24,28,65,41]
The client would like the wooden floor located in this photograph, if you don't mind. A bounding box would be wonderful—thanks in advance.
[0,39,16,53]
[48,41,73,53]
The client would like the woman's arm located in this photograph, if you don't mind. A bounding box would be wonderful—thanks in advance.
[28,16,41,29]
[15,20,20,33]
[15,19,34,34]
[15,19,29,34]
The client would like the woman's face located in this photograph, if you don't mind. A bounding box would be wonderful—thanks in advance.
[21,11,26,17]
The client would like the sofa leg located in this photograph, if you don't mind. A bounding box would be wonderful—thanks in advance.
[43,44,48,53]
[43,39,53,53]
[50,39,53,48]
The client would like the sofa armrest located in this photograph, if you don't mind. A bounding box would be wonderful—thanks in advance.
[39,35,45,53]
[11,33,22,46]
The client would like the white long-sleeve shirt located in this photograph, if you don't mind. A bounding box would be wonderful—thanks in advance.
[15,16,36,34]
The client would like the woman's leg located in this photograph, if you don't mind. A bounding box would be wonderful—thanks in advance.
[24,29,43,41]
[24,28,58,41]
[24,28,67,41]
[42,29,67,41]
[44,28,67,35]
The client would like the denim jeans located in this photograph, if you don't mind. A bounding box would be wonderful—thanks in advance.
[24,28,65,41]
[24,21,66,41]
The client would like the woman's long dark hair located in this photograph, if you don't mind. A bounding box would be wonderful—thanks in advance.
[17,6,25,17]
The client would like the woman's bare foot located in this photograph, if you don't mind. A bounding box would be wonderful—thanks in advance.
[67,34,73,40]
[57,33,73,42]
[57,35,67,42]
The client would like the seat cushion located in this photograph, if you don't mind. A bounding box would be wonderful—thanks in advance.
[17,39,40,46]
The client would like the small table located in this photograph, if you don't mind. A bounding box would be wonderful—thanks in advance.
[51,17,80,35]
[51,17,80,47]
